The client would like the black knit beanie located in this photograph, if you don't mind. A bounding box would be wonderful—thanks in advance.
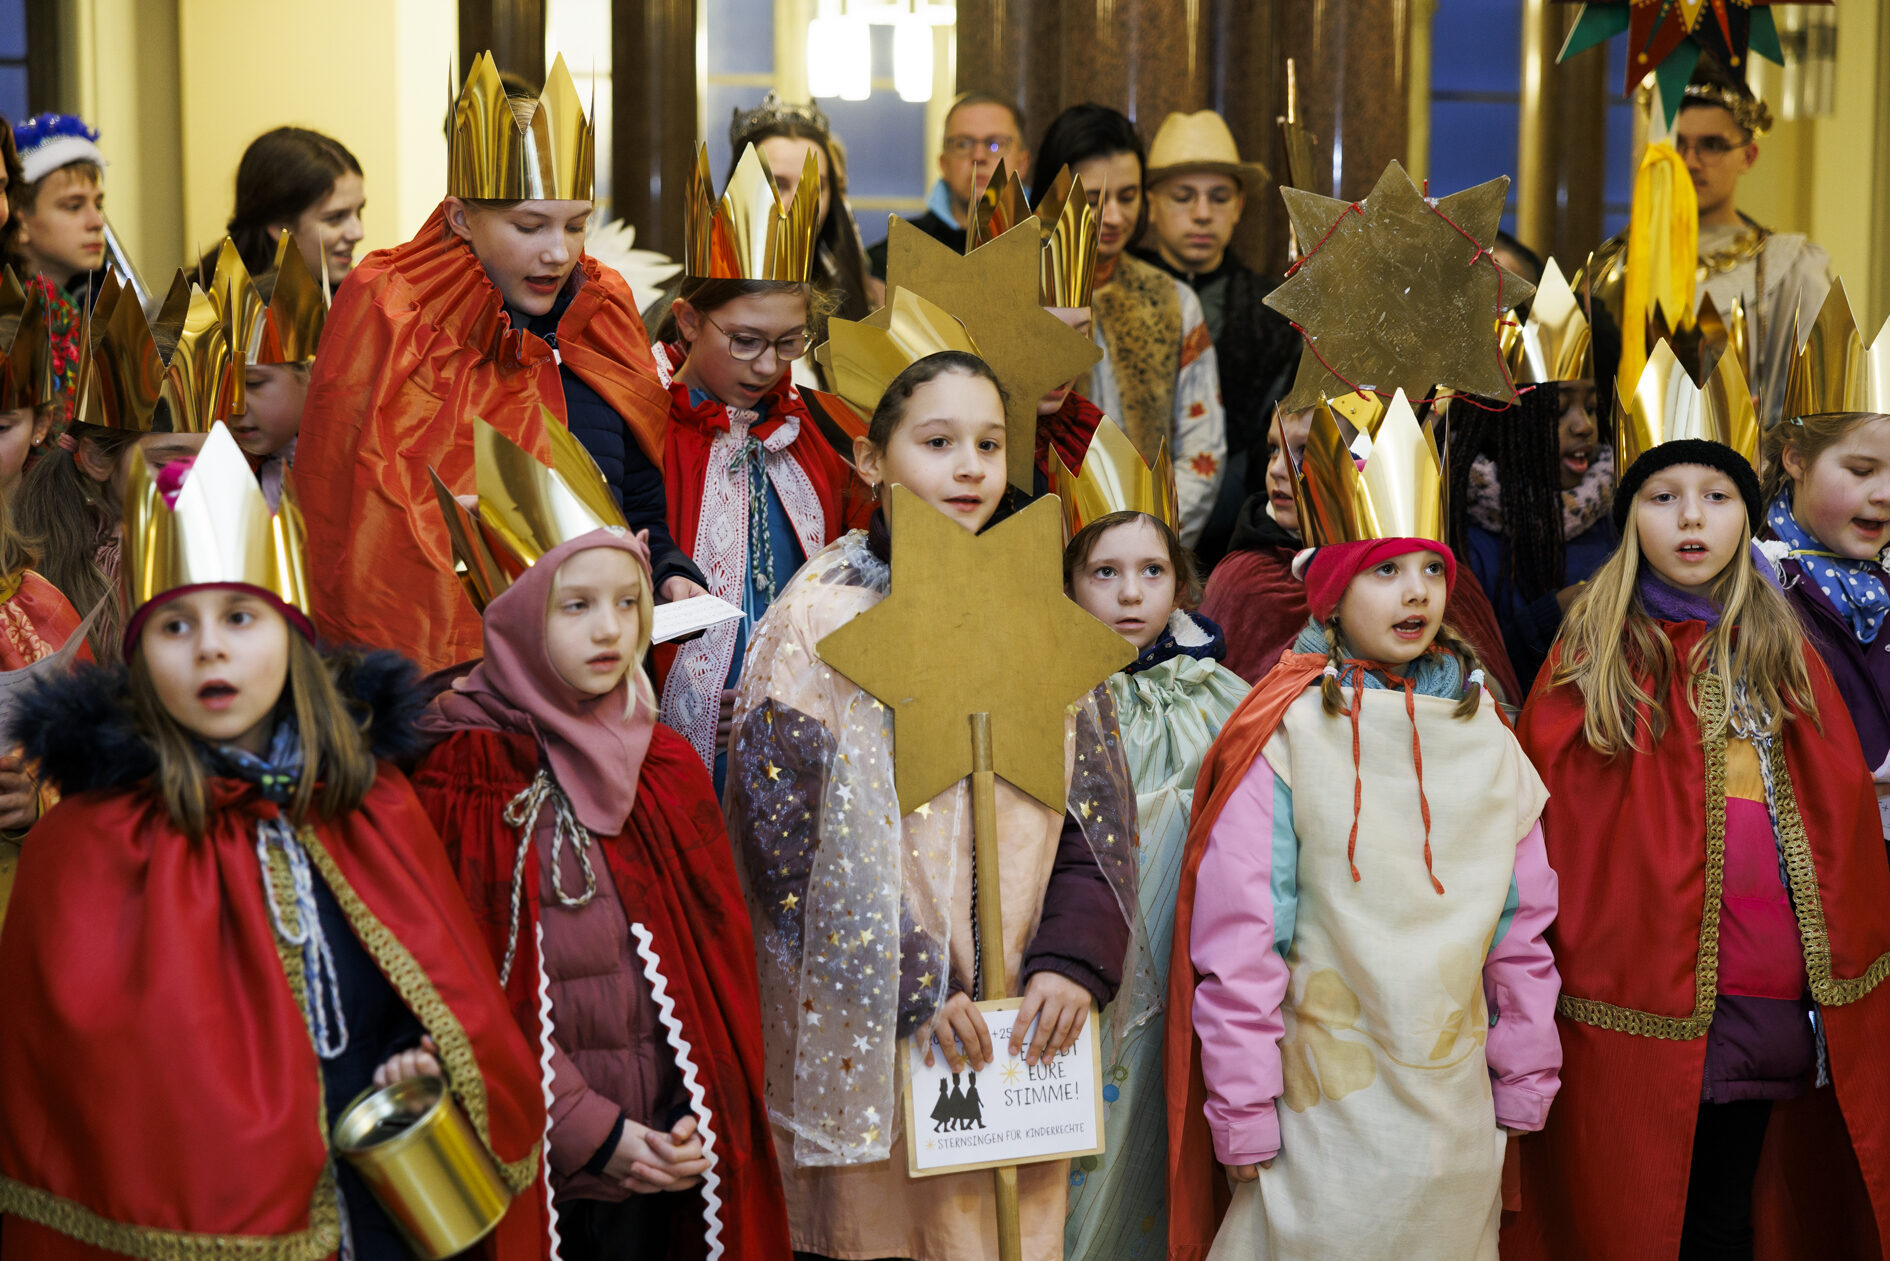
[1611,438,1764,534]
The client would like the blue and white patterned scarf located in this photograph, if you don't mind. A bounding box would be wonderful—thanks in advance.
[1765,487,1890,644]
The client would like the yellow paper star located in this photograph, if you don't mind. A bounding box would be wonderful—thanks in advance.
[884,217,1102,491]
[1265,161,1535,410]
[816,486,1135,814]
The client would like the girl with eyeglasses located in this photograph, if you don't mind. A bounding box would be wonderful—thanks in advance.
[651,266,872,789]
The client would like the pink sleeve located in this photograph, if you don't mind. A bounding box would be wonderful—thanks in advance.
[546,1033,622,1176]
[1191,750,1293,1166]
[1483,819,1562,1131]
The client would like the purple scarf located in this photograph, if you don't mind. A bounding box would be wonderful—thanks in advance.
[1637,569,1723,627]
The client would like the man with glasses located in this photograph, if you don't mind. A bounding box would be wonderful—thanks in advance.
[1587,60,1830,427]
[867,92,1029,276]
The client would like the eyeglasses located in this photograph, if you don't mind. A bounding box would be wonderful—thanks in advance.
[943,135,1017,159]
[1674,134,1746,159]
[704,312,809,363]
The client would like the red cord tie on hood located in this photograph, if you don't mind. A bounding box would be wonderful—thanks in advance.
[1333,661,1445,896]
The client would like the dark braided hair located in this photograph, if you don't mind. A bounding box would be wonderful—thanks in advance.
[1445,387,1569,606]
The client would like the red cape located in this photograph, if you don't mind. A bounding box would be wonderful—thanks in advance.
[1502,622,1890,1260]
[0,571,90,670]
[296,206,671,671]
[1165,651,1330,1260]
[1038,391,1107,483]
[411,725,791,1261]
[0,769,544,1259]
[1199,541,1525,703]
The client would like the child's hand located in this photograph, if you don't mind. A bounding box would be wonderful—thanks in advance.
[717,689,737,747]
[0,751,40,832]
[605,1116,710,1193]
[660,576,710,604]
[371,1036,441,1089]
[1010,971,1090,1065]
[1503,1126,1528,1137]
[1227,1159,1273,1182]
[920,991,993,1072]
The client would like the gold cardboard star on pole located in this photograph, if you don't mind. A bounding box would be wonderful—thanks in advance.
[1266,161,1534,410]
[884,217,1103,493]
[816,485,1134,815]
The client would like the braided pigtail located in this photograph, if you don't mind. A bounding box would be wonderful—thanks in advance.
[1433,623,1490,719]
[1319,617,1349,716]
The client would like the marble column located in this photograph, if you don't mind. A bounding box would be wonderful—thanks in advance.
[460,0,546,86]
[612,0,697,258]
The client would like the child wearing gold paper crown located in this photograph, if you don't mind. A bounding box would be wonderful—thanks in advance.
[1165,393,1561,1261]
[723,292,1137,1261]
[1504,344,1890,1261]
[1056,425,1249,1261]
[649,143,868,782]
[409,419,789,1261]
[0,422,543,1261]
[296,54,705,672]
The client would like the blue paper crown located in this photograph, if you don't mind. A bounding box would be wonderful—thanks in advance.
[12,113,100,154]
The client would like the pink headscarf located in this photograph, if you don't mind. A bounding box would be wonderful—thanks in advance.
[418,528,656,835]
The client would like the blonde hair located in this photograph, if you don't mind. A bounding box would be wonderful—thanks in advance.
[1762,410,1890,502]
[1316,617,1487,720]
[1551,509,1818,755]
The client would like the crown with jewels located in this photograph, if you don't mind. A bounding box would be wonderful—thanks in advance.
[431,411,632,613]
[684,142,820,282]
[813,286,980,425]
[121,420,312,626]
[1500,258,1592,385]
[448,52,594,201]
[1292,389,1447,547]
[1617,336,1760,470]
[729,89,830,149]
[207,234,329,415]
[1051,418,1177,538]
[1682,82,1771,138]
[1783,278,1890,422]
[967,163,1100,308]
[74,271,232,434]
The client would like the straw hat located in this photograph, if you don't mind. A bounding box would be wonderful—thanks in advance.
[1144,110,1270,193]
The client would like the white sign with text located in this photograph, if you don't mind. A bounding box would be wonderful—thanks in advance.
[902,997,1104,1177]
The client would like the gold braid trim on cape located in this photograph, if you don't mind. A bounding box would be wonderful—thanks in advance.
[1089,253,1181,463]
[1557,674,1890,1040]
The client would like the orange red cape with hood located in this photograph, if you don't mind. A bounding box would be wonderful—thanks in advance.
[296,205,670,670]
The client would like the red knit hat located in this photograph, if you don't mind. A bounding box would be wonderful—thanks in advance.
[1298,537,1458,624]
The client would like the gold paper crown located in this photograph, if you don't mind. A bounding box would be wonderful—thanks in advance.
[1783,278,1890,422]
[1682,82,1771,138]
[74,272,231,434]
[1050,418,1177,538]
[1616,337,1760,470]
[967,164,1100,308]
[448,52,594,201]
[122,420,312,620]
[1291,389,1446,547]
[813,286,980,425]
[1500,258,1592,385]
[431,411,631,612]
[207,234,328,415]
[0,275,52,411]
[684,142,820,282]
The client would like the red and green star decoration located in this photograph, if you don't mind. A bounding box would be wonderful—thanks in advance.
[1557,1,1834,123]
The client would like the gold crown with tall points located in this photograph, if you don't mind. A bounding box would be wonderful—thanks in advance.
[74,272,232,434]
[1783,278,1890,422]
[813,286,981,425]
[967,163,1100,308]
[1617,337,1760,470]
[122,420,312,619]
[1500,258,1592,385]
[448,52,594,201]
[1292,389,1447,546]
[0,272,52,411]
[207,234,329,415]
[684,142,821,282]
[1050,417,1176,538]
[431,411,632,613]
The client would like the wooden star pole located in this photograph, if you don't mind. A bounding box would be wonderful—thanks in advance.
[817,486,1133,1261]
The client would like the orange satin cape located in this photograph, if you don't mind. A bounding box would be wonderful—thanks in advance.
[0,570,89,669]
[1164,650,1328,1261]
[295,204,670,671]
[0,769,545,1260]
[1501,621,1890,1261]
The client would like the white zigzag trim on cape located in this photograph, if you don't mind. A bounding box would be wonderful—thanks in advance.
[631,921,725,1261]
[534,922,565,1261]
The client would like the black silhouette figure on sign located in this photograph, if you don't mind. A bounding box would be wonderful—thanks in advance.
[965,1070,986,1129]
[945,1072,968,1131]
[931,1077,953,1132]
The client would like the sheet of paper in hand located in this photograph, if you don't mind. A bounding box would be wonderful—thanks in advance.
[650,593,744,644]
[902,997,1104,1177]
